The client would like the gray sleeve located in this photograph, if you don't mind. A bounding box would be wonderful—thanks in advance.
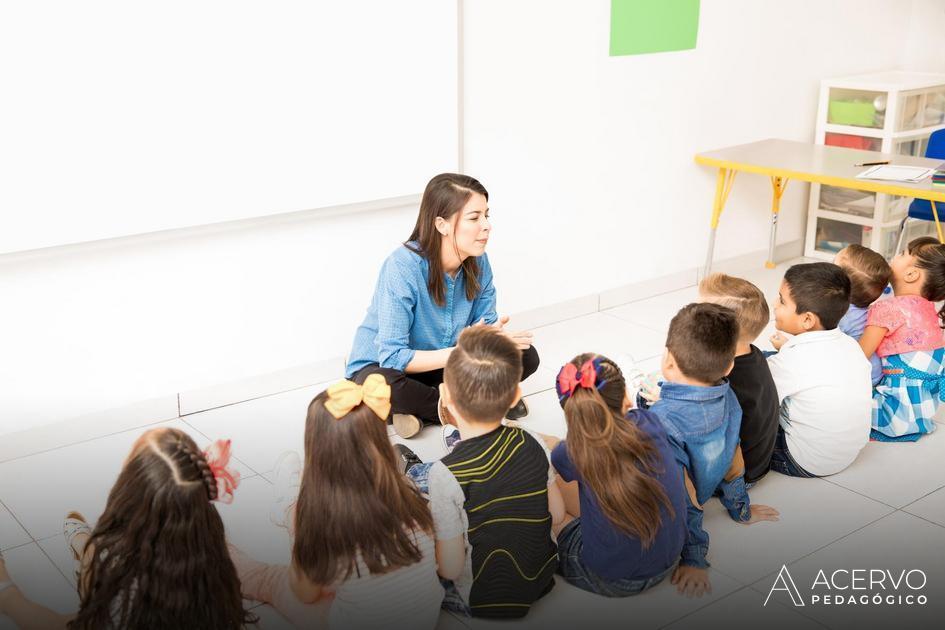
[427,461,466,540]
[521,428,556,485]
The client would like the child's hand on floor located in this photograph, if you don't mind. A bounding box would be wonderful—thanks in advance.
[742,504,780,525]
[672,565,711,598]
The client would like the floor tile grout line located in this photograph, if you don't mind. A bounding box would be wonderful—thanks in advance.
[654,584,753,630]
[177,381,327,419]
[178,417,267,480]
[0,416,180,466]
[744,510,901,591]
[897,509,945,530]
[820,477,901,511]
[34,535,78,589]
[898,482,945,511]
[601,281,700,312]
[0,497,40,548]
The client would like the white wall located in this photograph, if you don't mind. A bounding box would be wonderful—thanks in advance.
[464,0,945,315]
[3,0,944,433]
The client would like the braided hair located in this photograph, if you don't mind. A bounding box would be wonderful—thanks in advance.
[69,427,253,629]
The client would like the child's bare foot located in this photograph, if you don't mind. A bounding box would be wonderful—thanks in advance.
[742,504,780,525]
[672,565,712,598]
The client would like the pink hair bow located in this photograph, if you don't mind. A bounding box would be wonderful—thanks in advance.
[557,359,597,399]
[204,439,241,504]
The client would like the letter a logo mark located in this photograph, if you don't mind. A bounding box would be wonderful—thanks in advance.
[764,564,805,607]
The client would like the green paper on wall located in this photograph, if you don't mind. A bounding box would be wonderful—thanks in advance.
[610,0,700,56]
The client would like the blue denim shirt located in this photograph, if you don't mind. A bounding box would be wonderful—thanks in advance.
[838,304,884,385]
[651,379,750,568]
[346,244,498,376]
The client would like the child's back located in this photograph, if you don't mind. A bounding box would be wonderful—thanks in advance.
[863,237,945,438]
[834,244,892,385]
[768,330,871,473]
[769,262,871,475]
[652,381,742,504]
[429,425,557,617]
[726,345,779,483]
[699,273,780,484]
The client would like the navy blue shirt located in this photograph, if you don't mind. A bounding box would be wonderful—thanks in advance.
[551,409,687,581]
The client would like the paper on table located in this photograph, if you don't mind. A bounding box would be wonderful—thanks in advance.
[855,165,936,183]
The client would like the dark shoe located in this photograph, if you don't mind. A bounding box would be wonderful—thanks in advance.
[392,413,422,439]
[394,443,424,475]
[505,398,529,421]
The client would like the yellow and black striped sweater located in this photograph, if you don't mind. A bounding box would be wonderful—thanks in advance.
[441,425,557,618]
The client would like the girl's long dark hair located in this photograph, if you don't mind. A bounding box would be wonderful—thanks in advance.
[559,354,675,547]
[293,389,434,585]
[69,428,253,629]
[909,236,945,327]
[406,173,488,306]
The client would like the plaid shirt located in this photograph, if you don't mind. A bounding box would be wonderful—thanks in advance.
[872,349,945,438]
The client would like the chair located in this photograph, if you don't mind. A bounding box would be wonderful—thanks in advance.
[896,128,945,253]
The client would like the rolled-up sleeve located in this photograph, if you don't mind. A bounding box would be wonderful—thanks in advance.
[469,254,498,326]
[375,257,419,371]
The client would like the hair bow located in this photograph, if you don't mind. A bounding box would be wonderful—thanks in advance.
[203,439,240,505]
[556,359,598,402]
[324,374,392,421]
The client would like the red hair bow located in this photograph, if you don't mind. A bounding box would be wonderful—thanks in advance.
[204,439,241,505]
[557,359,597,398]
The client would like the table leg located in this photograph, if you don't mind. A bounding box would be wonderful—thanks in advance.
[931,200,944,244]
[765,176,789,269]
[703,167,737,276]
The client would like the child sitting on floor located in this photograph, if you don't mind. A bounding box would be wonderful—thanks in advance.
[550,353,687,597]
[650,303,779,598]
[859,237,945,439]
[699,273,780,485]
[231,374,444,630]
[397,325,564,619]
[834,244,892,385]
[0,428,252,629]
[768,262,872,474]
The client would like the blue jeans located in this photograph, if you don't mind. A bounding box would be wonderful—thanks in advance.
[556,518,675,597]
[769,426,818,478]
[440,578,471,616]
[407,461,434,494]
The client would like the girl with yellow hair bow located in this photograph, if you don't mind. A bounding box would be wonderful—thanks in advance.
[227,374,444,629]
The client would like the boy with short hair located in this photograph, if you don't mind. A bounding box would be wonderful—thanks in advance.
[650,303,779,598]
[768,262,872,477]
[699,273,780,485]
[834,244,892,385]
[397,325,563,618]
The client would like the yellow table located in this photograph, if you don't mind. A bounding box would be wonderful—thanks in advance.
[695,138,945,274]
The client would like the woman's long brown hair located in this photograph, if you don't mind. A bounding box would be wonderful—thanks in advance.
[292,390,434,585]
[560,354,675,547]
[406,173,489,306]
[909,236,945,327]
[69,427,253,629]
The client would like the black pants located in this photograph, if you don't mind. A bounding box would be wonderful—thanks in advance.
[351,345,540,424]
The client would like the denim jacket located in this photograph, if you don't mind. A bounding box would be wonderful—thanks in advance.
[651,379,751,568]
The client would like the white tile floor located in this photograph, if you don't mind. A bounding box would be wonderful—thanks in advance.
[2,257,944,629]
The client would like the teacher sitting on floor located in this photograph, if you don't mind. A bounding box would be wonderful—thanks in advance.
[345,172,539,439]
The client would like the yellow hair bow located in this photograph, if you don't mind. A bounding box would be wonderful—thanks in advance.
[324,374,392,421]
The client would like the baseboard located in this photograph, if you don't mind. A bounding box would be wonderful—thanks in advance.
[0,395,180,464]
[178,357,346,416]
[598,268,699,311]
[698,238,805,281]
[0,240,804,459]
